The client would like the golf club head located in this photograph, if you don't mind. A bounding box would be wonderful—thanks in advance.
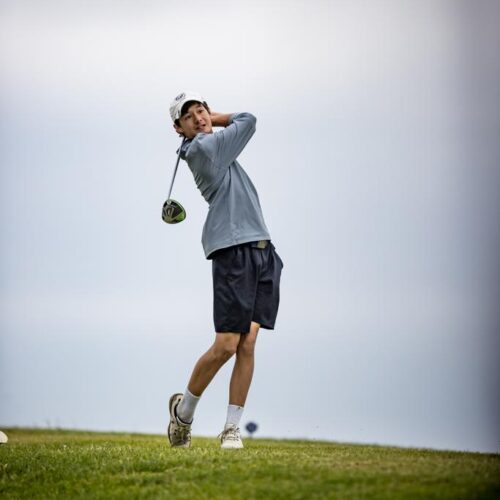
[162,199,186,224]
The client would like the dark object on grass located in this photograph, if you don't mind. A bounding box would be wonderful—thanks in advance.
[246,422,258,437]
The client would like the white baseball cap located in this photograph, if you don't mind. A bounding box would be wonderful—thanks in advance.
[170,91,206,122]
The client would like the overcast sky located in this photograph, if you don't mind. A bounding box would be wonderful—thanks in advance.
[1,0,499,453]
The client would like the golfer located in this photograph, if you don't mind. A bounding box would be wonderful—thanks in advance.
[167,91,284,449]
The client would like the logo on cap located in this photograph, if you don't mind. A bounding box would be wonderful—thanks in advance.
[175,93,185,102]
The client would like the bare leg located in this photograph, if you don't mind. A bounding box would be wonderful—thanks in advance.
[229,321,260,406]
[186,332,241,397]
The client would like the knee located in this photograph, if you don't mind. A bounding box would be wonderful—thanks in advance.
[213,341,238,362]
[237,338,256,358]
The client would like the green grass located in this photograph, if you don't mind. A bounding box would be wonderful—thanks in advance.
[0,428,499,499]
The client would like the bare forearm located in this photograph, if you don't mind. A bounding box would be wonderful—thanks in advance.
[210,112,232,128]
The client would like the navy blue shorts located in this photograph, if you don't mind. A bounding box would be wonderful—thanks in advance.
[211,240,284,333]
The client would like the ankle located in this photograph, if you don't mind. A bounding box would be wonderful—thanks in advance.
[177,389,200,424]
[225,404,244,428]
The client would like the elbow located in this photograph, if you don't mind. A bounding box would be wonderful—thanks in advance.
[248,113,257,128]
[237,112,256,129]
[245,113,257,134]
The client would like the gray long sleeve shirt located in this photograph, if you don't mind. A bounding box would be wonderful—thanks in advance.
[180,112,271,259]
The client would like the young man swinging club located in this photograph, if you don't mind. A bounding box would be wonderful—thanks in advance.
[167,91,284,449]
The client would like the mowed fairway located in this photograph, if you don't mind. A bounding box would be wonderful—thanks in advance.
[0,429,499,499]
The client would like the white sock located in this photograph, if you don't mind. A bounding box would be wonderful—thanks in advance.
[225,404,244,428]
[177,389,200,424]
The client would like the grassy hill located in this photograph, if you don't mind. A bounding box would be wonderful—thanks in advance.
[0,428,499,499]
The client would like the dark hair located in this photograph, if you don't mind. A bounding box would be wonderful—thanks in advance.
[174,100,209,126]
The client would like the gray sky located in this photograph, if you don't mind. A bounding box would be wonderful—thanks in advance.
[1,0,499,453]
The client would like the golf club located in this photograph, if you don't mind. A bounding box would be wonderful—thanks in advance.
[162,137,187,224]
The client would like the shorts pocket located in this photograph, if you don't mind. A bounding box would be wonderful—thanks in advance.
[213,246,239,278]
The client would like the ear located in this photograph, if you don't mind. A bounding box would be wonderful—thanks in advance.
[173,122,185,137]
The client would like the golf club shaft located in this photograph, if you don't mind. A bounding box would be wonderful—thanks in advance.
[167,138,186,203]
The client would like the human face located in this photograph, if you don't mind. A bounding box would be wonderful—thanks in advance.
[174,102,213,139]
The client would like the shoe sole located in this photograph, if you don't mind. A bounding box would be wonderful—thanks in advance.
[221,443,244,449]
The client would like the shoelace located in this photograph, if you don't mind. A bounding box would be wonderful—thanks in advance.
[218,427,241,442]
[173,425,191,443]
